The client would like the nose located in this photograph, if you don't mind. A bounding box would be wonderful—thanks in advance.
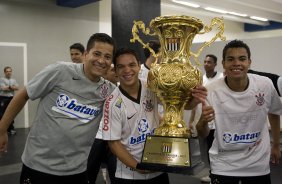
[232,59,241,65]
[97,56,105,64]
[123,66,131,73]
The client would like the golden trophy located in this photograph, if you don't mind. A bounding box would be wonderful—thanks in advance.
[131,15,225,172]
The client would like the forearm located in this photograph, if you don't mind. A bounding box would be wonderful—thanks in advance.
[1,86,10,91]
[108,140,138,169]
[196,116,210,138]
[10,85,19,91]
[0,87,29,134]
[268,113,281,147]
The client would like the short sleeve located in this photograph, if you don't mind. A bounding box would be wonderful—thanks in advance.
[27,62,63,100]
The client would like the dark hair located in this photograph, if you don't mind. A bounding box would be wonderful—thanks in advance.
[4,66,12,72]
[69,43,85,54]
[144,40,161,59]
[113,48,140,67]
[86,33,116,53]
[205,54,217,64]
[223,40,251,60]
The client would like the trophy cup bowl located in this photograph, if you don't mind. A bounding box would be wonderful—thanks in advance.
[131,15,225,172]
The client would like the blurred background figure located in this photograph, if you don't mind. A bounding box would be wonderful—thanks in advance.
[0,66,19,135]
[70,43,85,63]
[104,64,119,85]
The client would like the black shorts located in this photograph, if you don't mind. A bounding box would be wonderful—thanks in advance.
[210,173,271,184]
[20,164,88,184]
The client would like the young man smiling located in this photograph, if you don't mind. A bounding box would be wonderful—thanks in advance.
[197,40,282,184]
[102,48,207,184]
[0,33,116,184]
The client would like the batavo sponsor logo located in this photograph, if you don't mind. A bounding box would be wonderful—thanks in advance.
[130,119,155,145]
[223,131,261,144]
[103,95,114,131]
[52,94,101,123]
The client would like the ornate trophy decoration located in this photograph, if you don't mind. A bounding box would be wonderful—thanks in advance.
[131,15,225,171]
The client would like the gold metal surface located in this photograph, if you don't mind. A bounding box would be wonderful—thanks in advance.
[131,15,225,138]
[142,135,191,167]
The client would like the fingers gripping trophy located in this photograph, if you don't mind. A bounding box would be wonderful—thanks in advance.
[131,15,225,172]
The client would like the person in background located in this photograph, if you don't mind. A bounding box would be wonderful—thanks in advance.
[87,64,119,184]
[0,33,116,184]
[0,66,19,135]
[70,42,85,63]
[197,39,282,184]
[102,48,207,184]
[189,54,224,183]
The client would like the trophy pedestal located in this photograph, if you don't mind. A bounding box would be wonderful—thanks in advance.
[139,135,203,174]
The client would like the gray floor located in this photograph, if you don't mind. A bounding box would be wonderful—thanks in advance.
[0,128,281,184]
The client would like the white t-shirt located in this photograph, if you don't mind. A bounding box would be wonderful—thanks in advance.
[138,64,150,82]
[277,77,282,96]
[102,80,162,180]
[207,74,282,176]
[138,63,164,116]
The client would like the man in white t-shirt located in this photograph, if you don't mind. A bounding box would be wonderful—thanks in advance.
[189,54,224,182]
[102,48,207,183]
[197,40,282,184]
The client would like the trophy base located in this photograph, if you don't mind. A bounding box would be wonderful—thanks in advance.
[140,135,203,174]
[137,161,205,174]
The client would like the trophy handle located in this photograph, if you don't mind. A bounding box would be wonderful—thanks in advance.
[190,17,226,66]
[130,21,159,61]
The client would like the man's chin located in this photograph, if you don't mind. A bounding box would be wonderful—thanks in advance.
[94,70,107,77]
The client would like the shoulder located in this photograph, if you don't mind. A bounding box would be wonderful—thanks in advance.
[104,88,122,110]
[216,72,224,78]
[99,78,117,94]
[39,61,69,75]
[248,73,272,84]
[205,77,225,91]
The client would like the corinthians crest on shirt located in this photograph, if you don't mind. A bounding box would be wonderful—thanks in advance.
[255,92,265,106]
[100,83,110,99]
[129,118,155,145]
[143,99,153,112]
[52,94,101,123]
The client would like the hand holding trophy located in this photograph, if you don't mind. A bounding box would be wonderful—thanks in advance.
[130,15,225,172]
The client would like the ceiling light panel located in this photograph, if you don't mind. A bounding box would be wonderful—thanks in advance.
[172,0,200,8]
